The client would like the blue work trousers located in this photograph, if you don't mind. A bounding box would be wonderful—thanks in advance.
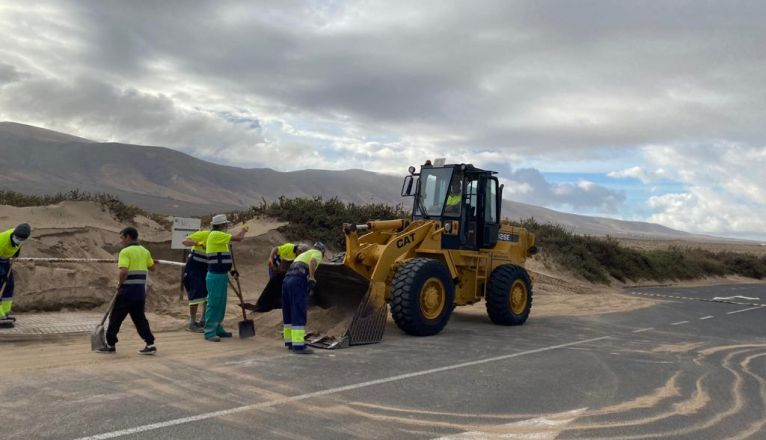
[281,274,309,350]
[204,272,229,339]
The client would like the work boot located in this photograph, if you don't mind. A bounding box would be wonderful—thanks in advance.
[218,331,233,338]
[291,347,314,354]
[138,345,157,355]
[205,336,221,342]
[97,345,116,354]
[186,322,204,333]
[0,319,14,329]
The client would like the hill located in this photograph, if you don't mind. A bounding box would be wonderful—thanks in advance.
[0,121,719,240]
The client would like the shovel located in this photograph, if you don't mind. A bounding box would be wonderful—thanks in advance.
[91,290,118,351]
[229,246,255,338]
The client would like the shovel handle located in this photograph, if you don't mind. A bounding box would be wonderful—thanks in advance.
[228,245,250,319]
[228,278,249,321]
[99,290,119,326]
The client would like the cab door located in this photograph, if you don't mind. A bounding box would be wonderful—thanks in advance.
[479,176,499,248]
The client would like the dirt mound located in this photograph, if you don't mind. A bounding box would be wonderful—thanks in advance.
[0,201,288,320]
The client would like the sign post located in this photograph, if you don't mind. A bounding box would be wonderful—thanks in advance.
[172,217,202,300]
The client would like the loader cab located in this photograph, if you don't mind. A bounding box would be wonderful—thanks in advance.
[403,162,503,250]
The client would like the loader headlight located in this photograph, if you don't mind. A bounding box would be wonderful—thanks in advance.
[408,166,416,175]
[444,222,452,232]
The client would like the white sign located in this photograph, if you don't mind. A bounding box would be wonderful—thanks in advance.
[171,217,202,250]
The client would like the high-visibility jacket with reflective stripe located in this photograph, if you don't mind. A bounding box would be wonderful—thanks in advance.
[206,230,233,274]
[0,228,22,260]
[185,229,209,264]
[118,243,154,286]
[185,229,210,254]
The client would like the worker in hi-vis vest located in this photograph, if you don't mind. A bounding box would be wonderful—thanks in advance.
[281,242,326,354]
[267,242,309,278]
[98,227,158,355]
[182,228,210,333]
[203,214,247,342]
[444,174,463,216]
[0,223,31,328]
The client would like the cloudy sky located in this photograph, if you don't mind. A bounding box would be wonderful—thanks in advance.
[1,1,765,239]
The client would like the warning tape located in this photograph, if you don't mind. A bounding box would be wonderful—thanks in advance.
[15,257,185,267]
[627,290,764,307]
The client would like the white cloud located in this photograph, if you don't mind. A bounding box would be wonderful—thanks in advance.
[1,1,766,237]
[501,169,625,213]
[643,143,766,238]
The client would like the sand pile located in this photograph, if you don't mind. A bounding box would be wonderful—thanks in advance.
[0,202,289,321]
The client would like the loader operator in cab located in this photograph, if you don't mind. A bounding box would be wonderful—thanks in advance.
[444,173,463,216]
[0,223,31,328]
[282,242,326,354]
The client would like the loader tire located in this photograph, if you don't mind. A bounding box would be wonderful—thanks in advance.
[390,258,454,336]
[486,264,532,325]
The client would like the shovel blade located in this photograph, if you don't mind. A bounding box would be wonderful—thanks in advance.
[238,319,256,338]
[91,324,107,351]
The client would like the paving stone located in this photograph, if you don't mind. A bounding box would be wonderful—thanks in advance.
[0,312,101,340]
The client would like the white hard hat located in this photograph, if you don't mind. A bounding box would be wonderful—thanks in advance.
[211,214,230,225]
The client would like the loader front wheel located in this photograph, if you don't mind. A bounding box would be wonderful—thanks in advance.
[486,264,532,325]
[390,258,454,336]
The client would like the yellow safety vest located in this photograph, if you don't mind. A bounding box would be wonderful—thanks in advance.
[276,243,298,260]
[206,230,233,273]
[0,228,22,260]
[185,230,210,254]
[294,249,322,267]
[118,243,154,286]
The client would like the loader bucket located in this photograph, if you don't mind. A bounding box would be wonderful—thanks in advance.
[249,263,388,349]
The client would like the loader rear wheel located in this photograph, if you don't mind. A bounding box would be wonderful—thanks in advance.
[390,258,454,336]
[486,264,532,325]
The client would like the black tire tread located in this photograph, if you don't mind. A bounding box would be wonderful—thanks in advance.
[485,264,533,325]
[390,258,454,336]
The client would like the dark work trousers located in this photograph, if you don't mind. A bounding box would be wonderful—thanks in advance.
[281,274,309,350]
[106,294,155,347]
[0,262,15,318]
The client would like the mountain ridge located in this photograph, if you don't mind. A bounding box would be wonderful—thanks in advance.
[0,121,717,240]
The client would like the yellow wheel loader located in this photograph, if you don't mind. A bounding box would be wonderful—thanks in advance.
[251,161,537,348]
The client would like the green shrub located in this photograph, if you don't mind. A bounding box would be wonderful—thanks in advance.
[509,218,766,284]
[219,196,409,249]
[0,189,170,228]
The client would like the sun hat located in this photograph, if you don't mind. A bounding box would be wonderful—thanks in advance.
[211,214,230,226]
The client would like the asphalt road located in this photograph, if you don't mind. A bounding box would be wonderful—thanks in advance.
[3,282,765,440]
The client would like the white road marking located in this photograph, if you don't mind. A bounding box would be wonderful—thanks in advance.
[726,306,765,315]
[632,327,654,333]
[72,336,609,440]
[433,407,588,440]
[699,316,714,320]
[671,321,689,326]
[713,295,760,302]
